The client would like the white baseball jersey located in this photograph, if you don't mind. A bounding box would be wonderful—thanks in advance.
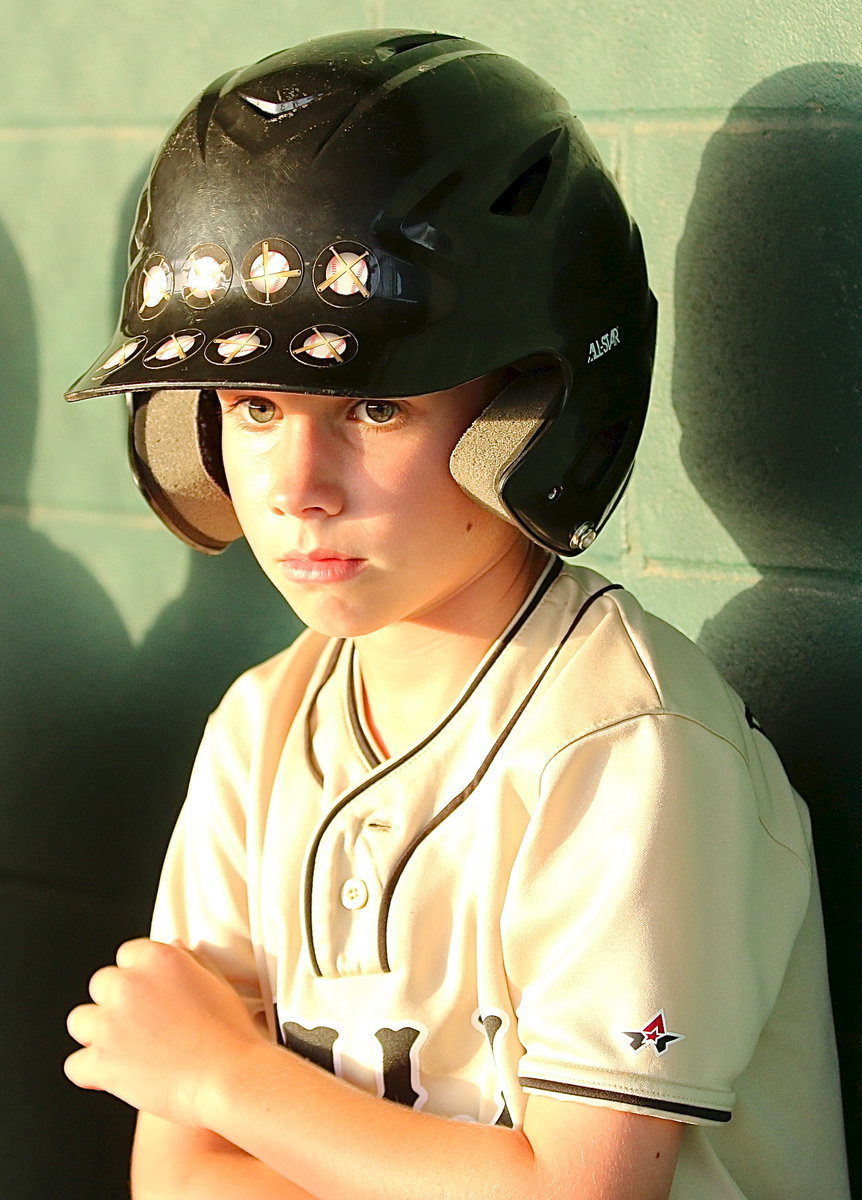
[152,559,850,1199]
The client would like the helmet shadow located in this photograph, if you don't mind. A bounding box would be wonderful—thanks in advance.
[672,62,862,1186]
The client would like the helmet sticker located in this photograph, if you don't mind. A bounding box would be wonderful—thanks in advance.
[93,336,147,375]
[313,242,377,307]
[179,244,233,308]
[143,329,205,368]
[290,324,358,366]
[138,254,174,319]
[238,91,321,117]
[205,326,272,365]
[241,239,303,304]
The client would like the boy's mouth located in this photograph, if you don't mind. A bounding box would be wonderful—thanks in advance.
[278,551,367,584]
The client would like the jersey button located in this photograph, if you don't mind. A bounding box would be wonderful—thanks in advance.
[340,878,369,910]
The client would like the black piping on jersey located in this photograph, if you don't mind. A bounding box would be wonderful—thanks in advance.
[305,639,347,787]
[347,644,382,768]
[301,568,620,977]
[302,557,563,976]
[313,557,564,780]
[349,557,564,771]
[519,1076,732,1124]
[376,582,621,970]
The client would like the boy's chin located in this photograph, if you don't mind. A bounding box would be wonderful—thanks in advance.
[270,588,391,641]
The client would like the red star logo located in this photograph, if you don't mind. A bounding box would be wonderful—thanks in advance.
[622,1010,683,1056]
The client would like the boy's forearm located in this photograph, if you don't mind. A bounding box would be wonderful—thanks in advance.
[131,1115,318,1200]
[132,1095,535,1200]
[200,1043,538,1200]
[196,1041,680,1200]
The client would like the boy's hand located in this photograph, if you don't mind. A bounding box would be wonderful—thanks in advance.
[65,938,264,1127]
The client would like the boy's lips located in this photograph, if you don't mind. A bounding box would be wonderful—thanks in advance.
[278,550,367,584]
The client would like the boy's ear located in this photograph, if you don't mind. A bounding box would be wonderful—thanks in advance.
[449,370,561,523]
[128,389,243,554]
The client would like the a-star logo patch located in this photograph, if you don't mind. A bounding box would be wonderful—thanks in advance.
[622,1010,683,1056]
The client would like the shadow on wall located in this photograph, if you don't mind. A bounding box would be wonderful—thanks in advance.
[0,219,140,1197]
[0,187,300,1196]
[673,63,862,1192]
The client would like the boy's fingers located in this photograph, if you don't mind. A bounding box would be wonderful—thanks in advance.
[88,964,119,1005]
[115,936,157,968]
[63,1045,103,1091]
[66,1002,95,1046]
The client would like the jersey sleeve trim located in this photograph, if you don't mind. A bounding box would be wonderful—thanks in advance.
[519,1076,733,1124]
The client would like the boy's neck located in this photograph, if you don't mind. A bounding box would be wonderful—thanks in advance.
[354,542,551,759]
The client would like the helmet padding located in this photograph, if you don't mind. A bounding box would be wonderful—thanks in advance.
[129,390,241,553]
[450,371,560,528]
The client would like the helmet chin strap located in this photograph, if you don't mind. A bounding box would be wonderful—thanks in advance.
[450,370,561,530]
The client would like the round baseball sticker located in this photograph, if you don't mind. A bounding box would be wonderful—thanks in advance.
[313,241,378,307]
[289,324,358,366]
[138,254,173,319]
[205,326,272,365]
[143,329,205,368]
[241,239,303,304]
[179,244,232,309]
[93,336,148,376]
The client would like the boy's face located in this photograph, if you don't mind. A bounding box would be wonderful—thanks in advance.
[217,377,530,638]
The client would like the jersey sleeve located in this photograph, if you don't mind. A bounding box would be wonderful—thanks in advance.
[149,631,330,1035]
[150,703,268,1025]
[501,711,814,1124]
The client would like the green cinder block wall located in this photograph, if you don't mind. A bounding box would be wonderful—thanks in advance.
[2,2,859,1196]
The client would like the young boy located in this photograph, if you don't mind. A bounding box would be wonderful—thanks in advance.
[64,29,849,1200]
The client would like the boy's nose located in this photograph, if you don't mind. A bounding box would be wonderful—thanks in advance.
[267,417,344,519]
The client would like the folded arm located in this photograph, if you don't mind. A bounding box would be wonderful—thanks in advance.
[67,939,682,1200]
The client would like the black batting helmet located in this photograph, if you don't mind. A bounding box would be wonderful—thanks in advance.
[66,29,657,555]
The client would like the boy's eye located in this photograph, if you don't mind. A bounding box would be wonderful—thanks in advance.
[354,400,399,425]
[245,397,278,424]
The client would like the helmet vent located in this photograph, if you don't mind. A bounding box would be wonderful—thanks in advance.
[491,152,554,217]
[400,171,462,252]
[375,32,463,60]
[195,72,231,158]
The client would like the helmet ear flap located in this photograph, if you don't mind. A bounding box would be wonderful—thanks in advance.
[450,370,561,527]
[128,389,243,554]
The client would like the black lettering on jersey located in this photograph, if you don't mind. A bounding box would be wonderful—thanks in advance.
[281,1020,339,1074]
[374,1025,425,1108]
[477,1011,514,1128]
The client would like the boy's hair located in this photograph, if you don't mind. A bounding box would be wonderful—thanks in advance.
[66,29,656,557]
